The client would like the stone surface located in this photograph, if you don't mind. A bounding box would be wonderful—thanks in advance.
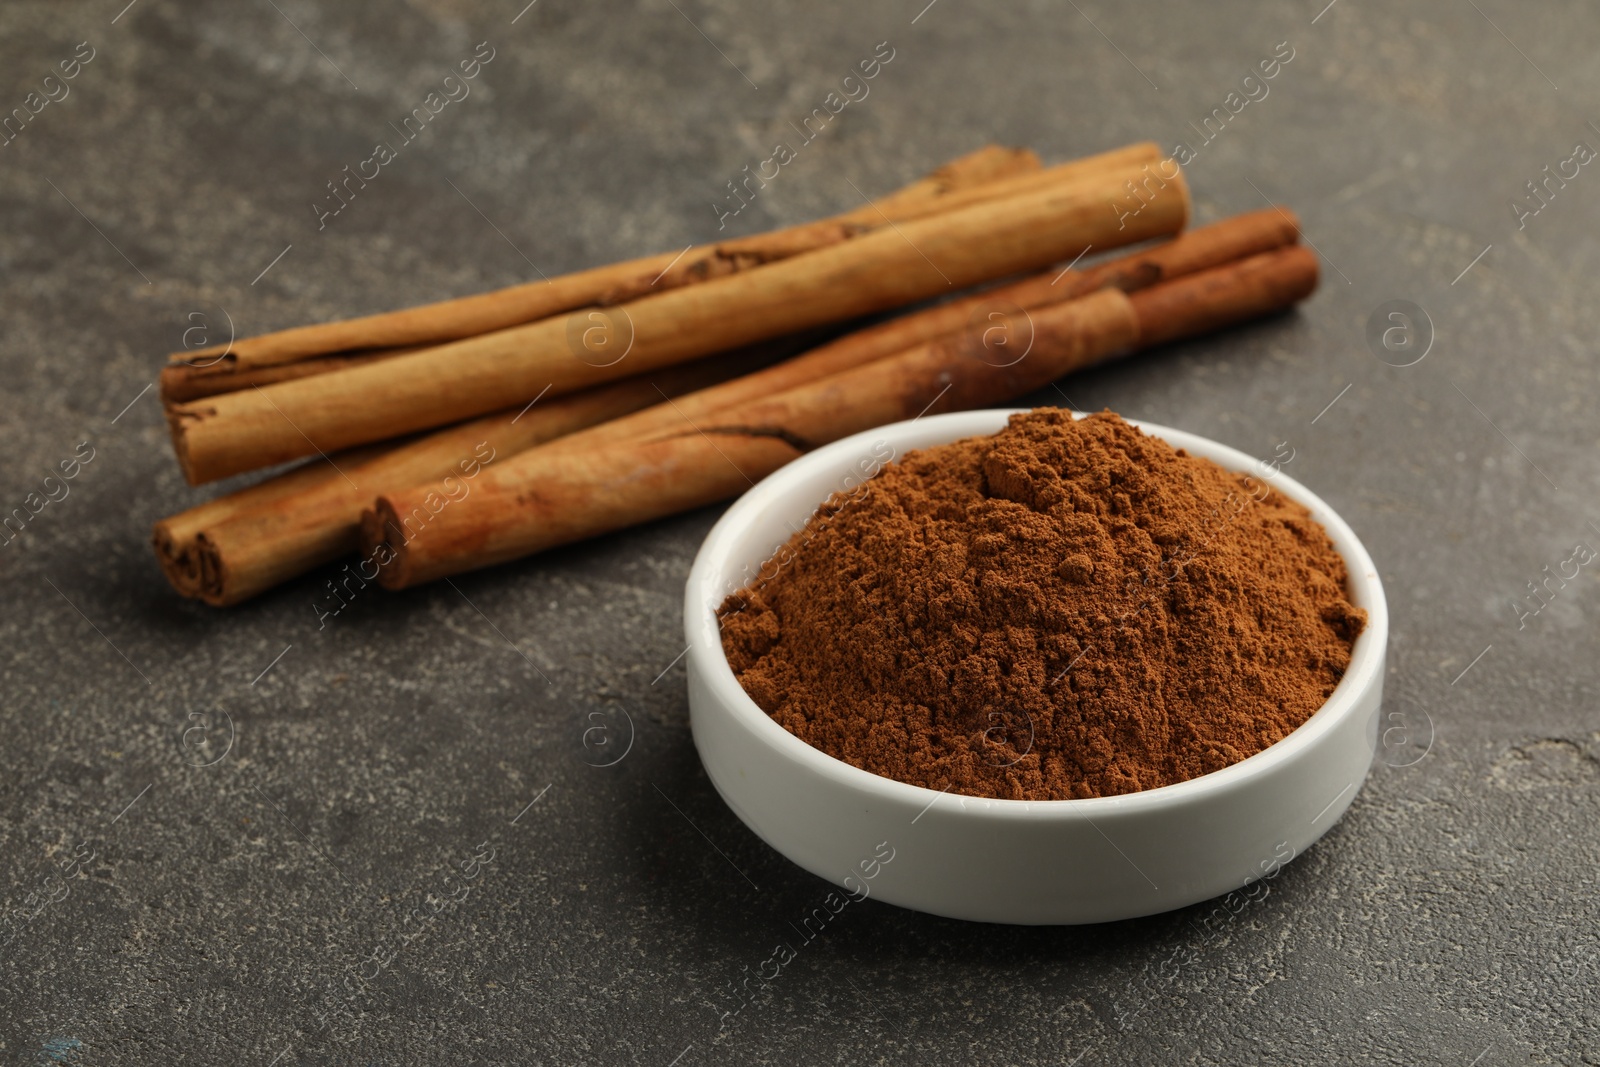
[1,1,1597,1063]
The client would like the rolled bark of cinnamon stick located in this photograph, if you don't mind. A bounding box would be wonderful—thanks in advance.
[832,141,1162,233]
[1125,238,1316,348]
[635,144,1063,295]
[172,144,1065,372]
[531,206,1302,456]
[659,142,1163,281]
[153,346,790,606]
[169,157,1190,485]
[985,205,1302,310]
[160,347,415,404]
[361,244,1317,588]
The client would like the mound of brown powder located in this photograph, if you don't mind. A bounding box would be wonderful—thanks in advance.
[717,408,1365,801]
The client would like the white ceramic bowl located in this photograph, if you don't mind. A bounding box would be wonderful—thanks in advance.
[684,410,1387,924]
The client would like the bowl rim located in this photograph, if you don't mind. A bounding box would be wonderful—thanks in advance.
[686,408,1389,820]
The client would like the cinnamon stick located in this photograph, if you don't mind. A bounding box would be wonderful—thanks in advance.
[684,141,1160,284]
[361,245,1318,588]
[153,345,794,606]
[172,143,1067,372]
[160,347,414,404]
[169,157,1190,484]
[1125,238,1315,348]
[822,141,1163,232]
[637,144,1054,295]
[531,206,1302,457]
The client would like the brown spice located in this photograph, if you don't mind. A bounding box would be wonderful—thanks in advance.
[717,409,1366,801]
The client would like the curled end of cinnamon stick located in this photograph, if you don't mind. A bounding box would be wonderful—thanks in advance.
[151,521,232,606]
[151,521,203,599]
[160,361,211,405]
[164,403,207,487]
[191,533,231,607]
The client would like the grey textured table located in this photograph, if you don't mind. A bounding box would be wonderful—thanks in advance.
[2,1,1597,1063]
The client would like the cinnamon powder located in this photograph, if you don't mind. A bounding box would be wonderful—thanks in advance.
[717,409,1365,801]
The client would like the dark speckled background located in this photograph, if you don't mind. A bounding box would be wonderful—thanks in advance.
[1,1,1597,1063]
